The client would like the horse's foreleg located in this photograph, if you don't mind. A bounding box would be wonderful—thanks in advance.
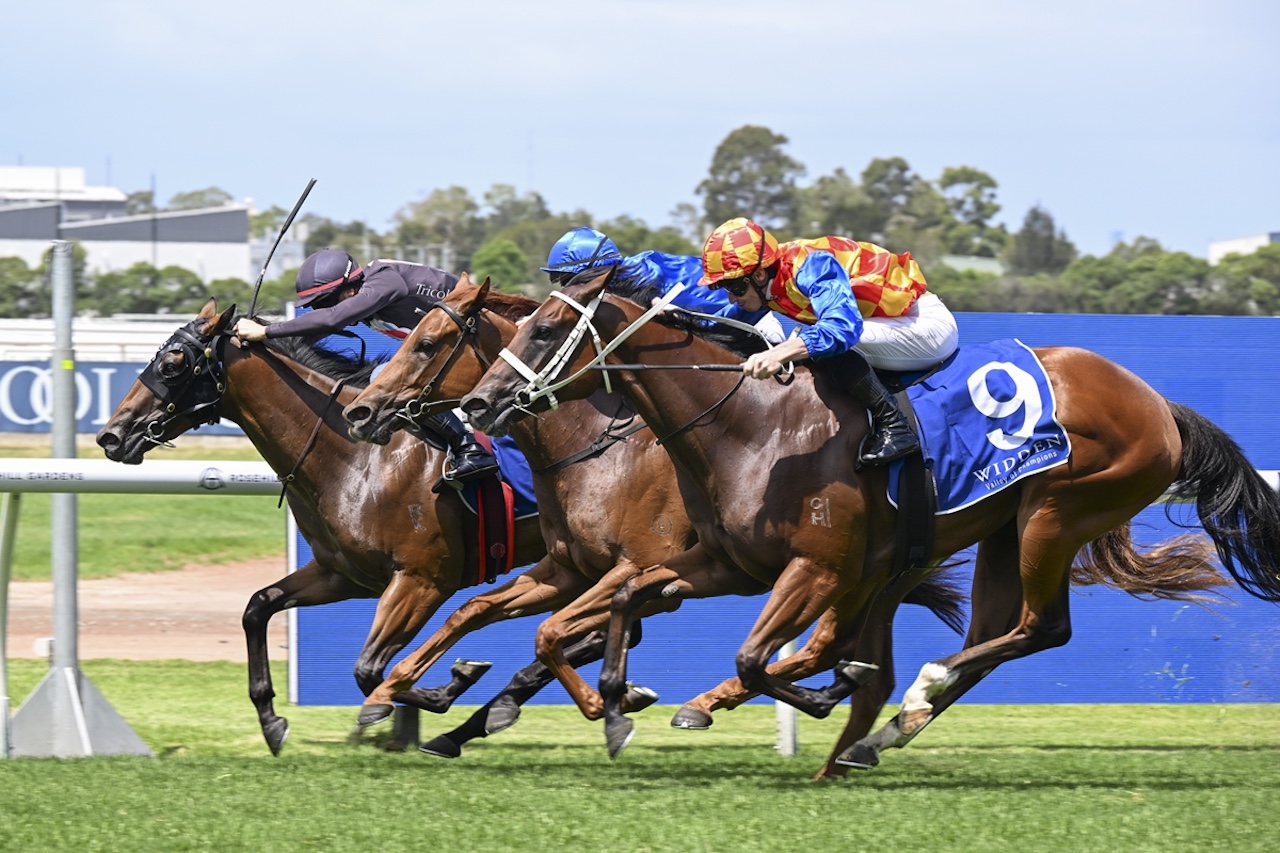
[532,562,651,722]
[242,560,367,756]
[358,558,590,725]
[420,627,649,758]
[732,556,875,718]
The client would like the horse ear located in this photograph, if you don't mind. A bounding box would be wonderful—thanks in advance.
[457,271,472,288]
[213,303,237,335]
[577,268,611,301]
[477,276,492,300]
[198,297,220,320]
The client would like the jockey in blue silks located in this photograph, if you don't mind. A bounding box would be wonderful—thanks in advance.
[541,227,786,343]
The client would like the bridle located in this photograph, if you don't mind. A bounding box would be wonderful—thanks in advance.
[395,298,493,423]
[496,283,687,414]
[136,319,228,445]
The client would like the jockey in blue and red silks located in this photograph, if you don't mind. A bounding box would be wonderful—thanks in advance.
[233,249,498,483]
[699,217,959,467]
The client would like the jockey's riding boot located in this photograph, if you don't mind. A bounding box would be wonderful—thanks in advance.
[847,371,919,467]
[422,411,500,483]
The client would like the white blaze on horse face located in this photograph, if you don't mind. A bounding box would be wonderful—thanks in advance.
[901,661,956,714]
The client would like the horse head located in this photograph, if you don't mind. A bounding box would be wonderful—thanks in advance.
[343,273,503,444]
[462,269,623,436]
[96,297,237,464]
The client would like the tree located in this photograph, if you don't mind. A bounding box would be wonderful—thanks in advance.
[87,262,210,315]
[302,215,390,261]
[469,238,530,293]
[794,168,883,238]
[0,256,40,316]
[250,205,288,240]
[1005,206,1077,275]
[125,190,155,216]
[697,125,805,232]
[394,186,483,271]
[597,215,697,258]
[166,187,234,211]
[938,166,1006,257]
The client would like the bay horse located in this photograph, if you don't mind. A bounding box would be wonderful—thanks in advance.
[341,276,966,777]
[94,298,547,756]
[461,270,1275,765]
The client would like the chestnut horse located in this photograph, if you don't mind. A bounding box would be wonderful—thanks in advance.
[462,271,1273,764]
[341,277,965,777]
[94,299,547,755]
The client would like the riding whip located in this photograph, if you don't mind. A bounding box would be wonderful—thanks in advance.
[248,177,317,318]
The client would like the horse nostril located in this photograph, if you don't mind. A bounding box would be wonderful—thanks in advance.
[96,431,117,450]
[344,405,371,427]
[461,396,488,417]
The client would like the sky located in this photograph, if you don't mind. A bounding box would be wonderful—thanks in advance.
[3,0,1276,259]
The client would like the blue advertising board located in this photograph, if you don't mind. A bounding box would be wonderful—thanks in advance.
[291,312,1280,707]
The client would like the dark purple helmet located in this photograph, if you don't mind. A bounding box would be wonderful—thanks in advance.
[295,249,363,307]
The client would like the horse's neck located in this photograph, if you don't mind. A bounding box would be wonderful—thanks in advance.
[222,349,381,484]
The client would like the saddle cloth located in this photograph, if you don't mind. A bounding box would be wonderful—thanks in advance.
[888,339,1071,514]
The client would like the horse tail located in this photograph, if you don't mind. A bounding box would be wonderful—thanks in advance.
[1072,522,1228,602]
[1168,400,1280,603]
[902,570,968,635]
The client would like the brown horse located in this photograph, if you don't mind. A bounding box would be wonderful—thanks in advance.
[461,271,1273,764]
[341,276,966,777]
[94,298,547,755]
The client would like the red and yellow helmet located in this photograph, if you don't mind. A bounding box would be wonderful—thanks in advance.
[699,218,779,286]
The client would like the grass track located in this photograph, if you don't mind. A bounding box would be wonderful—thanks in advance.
[2,660,1279,851]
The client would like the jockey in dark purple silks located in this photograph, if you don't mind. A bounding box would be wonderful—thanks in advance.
[233,248,499,483]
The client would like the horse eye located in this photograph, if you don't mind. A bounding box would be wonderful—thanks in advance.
[416,338,436,355]
[158,356,186,379]
[532,323,555,341]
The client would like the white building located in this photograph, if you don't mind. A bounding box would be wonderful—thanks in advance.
[1208,232,1280,265]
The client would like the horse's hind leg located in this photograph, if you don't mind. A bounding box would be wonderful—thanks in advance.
[242,560,369,756]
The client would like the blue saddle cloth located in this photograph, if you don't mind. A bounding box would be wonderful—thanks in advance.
[888,339,1071,514]
[460,433,538,519]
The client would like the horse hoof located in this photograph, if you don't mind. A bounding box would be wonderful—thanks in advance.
[605,718,635,760]
[451,659,493,686]
[670,706,714,730]
[623,683,659,713]
[836,660,880,688]
[262,718,290,756]
[484,697,522,734]
[357,703,395,728]
[419,735,462,759]
[835,743,879,770]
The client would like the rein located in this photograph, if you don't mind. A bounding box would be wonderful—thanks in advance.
[529,399,648,475]
[275,376,350,507]
[495,283,690,413]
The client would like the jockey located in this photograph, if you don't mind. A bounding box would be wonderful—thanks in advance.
[699,218,959,467]
[542,226,786,343]
[233,248,498,483]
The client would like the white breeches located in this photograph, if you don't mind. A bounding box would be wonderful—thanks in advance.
[854,293,959,371]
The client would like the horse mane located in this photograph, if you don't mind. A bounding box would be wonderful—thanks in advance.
[601,277,769,357]
[483,290,541,322]
[237,314,384,388]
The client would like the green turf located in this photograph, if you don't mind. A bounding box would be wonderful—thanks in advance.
[1,440,284,580]
[2,659,1278,851]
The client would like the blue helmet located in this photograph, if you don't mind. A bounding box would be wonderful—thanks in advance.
[541,227,624,277]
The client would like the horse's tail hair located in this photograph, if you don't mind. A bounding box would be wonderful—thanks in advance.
[1072,522,1228,602]
[1167,400,1280,603]
[902,568,967,635]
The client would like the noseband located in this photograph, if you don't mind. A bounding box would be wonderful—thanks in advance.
[136,320,227,444]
